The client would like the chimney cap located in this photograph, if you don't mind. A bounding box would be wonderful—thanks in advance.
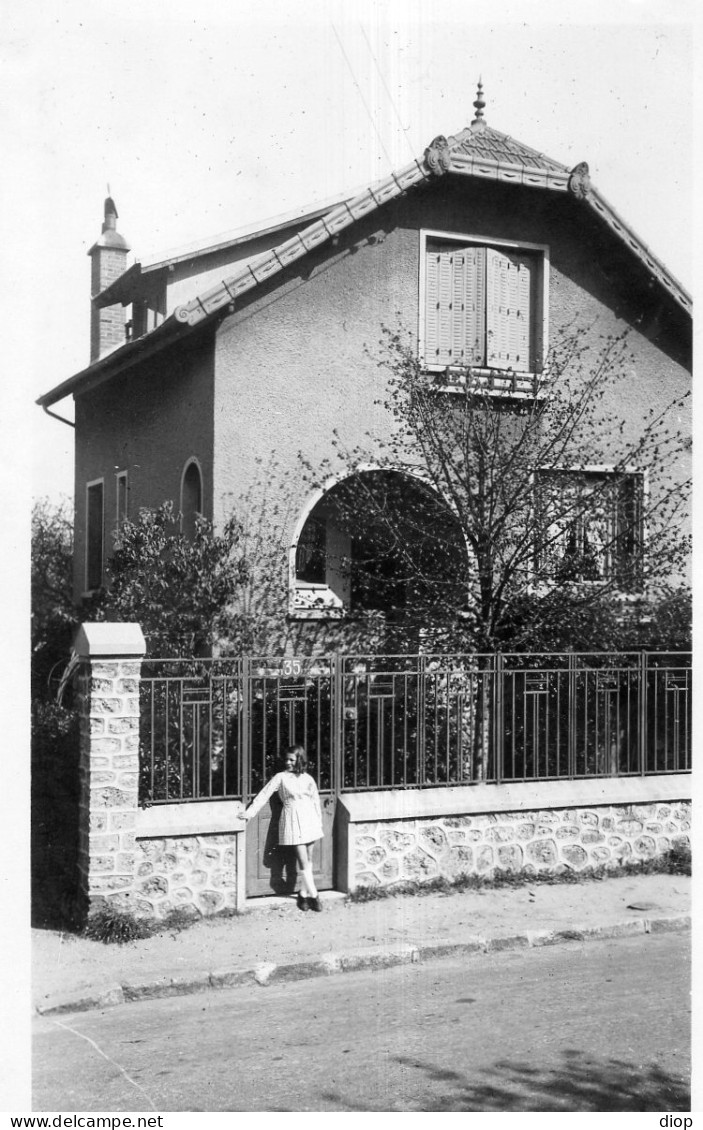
[88,194,130,256]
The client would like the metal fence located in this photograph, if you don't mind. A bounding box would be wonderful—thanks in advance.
[138,651,691,805]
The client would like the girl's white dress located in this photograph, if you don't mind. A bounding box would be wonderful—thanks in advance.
[246,771,324,845]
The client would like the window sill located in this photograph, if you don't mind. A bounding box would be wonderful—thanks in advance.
[289,584,346,620]
[423,364,550,400]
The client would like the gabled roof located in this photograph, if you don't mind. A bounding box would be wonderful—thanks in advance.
[38,87,691,409]
[171,100,690,329]
[94,188,361,309]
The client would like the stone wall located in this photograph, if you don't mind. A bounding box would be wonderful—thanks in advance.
[133,834,240,919]
[348,802,691,889]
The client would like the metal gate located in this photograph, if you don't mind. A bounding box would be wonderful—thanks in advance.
[244,657,337,896]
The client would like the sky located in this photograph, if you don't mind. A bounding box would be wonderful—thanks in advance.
[5,0,694,509]
[1,2,697,1109]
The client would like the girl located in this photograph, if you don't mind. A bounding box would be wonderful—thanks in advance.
[242,744,324,911]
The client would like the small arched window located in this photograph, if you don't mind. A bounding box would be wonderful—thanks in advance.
[181,460,203,540]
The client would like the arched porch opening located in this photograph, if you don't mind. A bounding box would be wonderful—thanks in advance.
[291,468,468,620]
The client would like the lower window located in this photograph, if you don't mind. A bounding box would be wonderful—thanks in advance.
[535,469,644,590]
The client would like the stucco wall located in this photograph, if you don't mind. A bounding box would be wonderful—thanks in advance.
[73,333,215,600]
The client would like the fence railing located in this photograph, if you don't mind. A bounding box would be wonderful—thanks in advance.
[138,651,691,805]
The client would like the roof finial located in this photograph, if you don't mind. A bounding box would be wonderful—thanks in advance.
[471,77,486,129]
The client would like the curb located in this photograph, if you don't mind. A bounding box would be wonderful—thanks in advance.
[34,914,691,1018]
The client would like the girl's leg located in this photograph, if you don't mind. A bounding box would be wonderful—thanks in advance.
[297,843,318,899]
[295,845,312,896]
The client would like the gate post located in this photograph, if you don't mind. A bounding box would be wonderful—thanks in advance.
[332,652,343,796]
[74,622,146,920]
[241,655,251,804]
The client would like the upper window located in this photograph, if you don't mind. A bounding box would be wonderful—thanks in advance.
[535,469,644,591]
[85,479,104,592]
[420,232,547,377]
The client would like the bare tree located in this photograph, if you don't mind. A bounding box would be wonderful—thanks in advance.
[304,324,691,653]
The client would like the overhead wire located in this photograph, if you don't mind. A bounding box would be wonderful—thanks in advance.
[330,19,394,169]
[357,22,417,163]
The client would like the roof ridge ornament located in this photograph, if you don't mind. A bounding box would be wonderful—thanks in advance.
[568,161,591,198]
[424,135,451,176]
[471,78,486,129]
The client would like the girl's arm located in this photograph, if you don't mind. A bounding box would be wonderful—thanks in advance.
[243,773,282,821]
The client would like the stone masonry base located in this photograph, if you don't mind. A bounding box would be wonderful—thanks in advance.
[134,834,240,918]
[347,801,691,890]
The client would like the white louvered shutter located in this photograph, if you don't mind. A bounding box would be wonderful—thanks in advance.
[425,246,486,366]
[486,249,533,372]
[425,250,440,363]
[436,250,454,365]
[457,247,486,365]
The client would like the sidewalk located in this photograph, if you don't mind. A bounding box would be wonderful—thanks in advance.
[33,872,690,1016]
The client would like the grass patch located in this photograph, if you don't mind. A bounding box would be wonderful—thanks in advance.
[83,906,154,945]
[346,844,691,903]
[82,904,204,945]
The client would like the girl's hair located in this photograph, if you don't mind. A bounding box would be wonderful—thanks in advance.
[283,744,307,775]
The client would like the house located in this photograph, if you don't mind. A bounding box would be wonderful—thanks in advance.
[38,85,692,910]
[38,83,691,624]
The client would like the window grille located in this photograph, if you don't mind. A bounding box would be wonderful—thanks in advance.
[536,470,644,590]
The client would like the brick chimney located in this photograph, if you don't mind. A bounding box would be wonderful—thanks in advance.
[88,196,131,362]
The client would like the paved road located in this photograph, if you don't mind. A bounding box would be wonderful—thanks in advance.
[33,932,690,1112]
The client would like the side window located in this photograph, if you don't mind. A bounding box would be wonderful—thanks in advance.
[422,232,546,376]
[291,506,350,618]
[86,479,104,591]
[181,460,203,539]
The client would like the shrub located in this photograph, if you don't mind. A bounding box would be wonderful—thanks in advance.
[83,906,154,945]
[31,700,82,929]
